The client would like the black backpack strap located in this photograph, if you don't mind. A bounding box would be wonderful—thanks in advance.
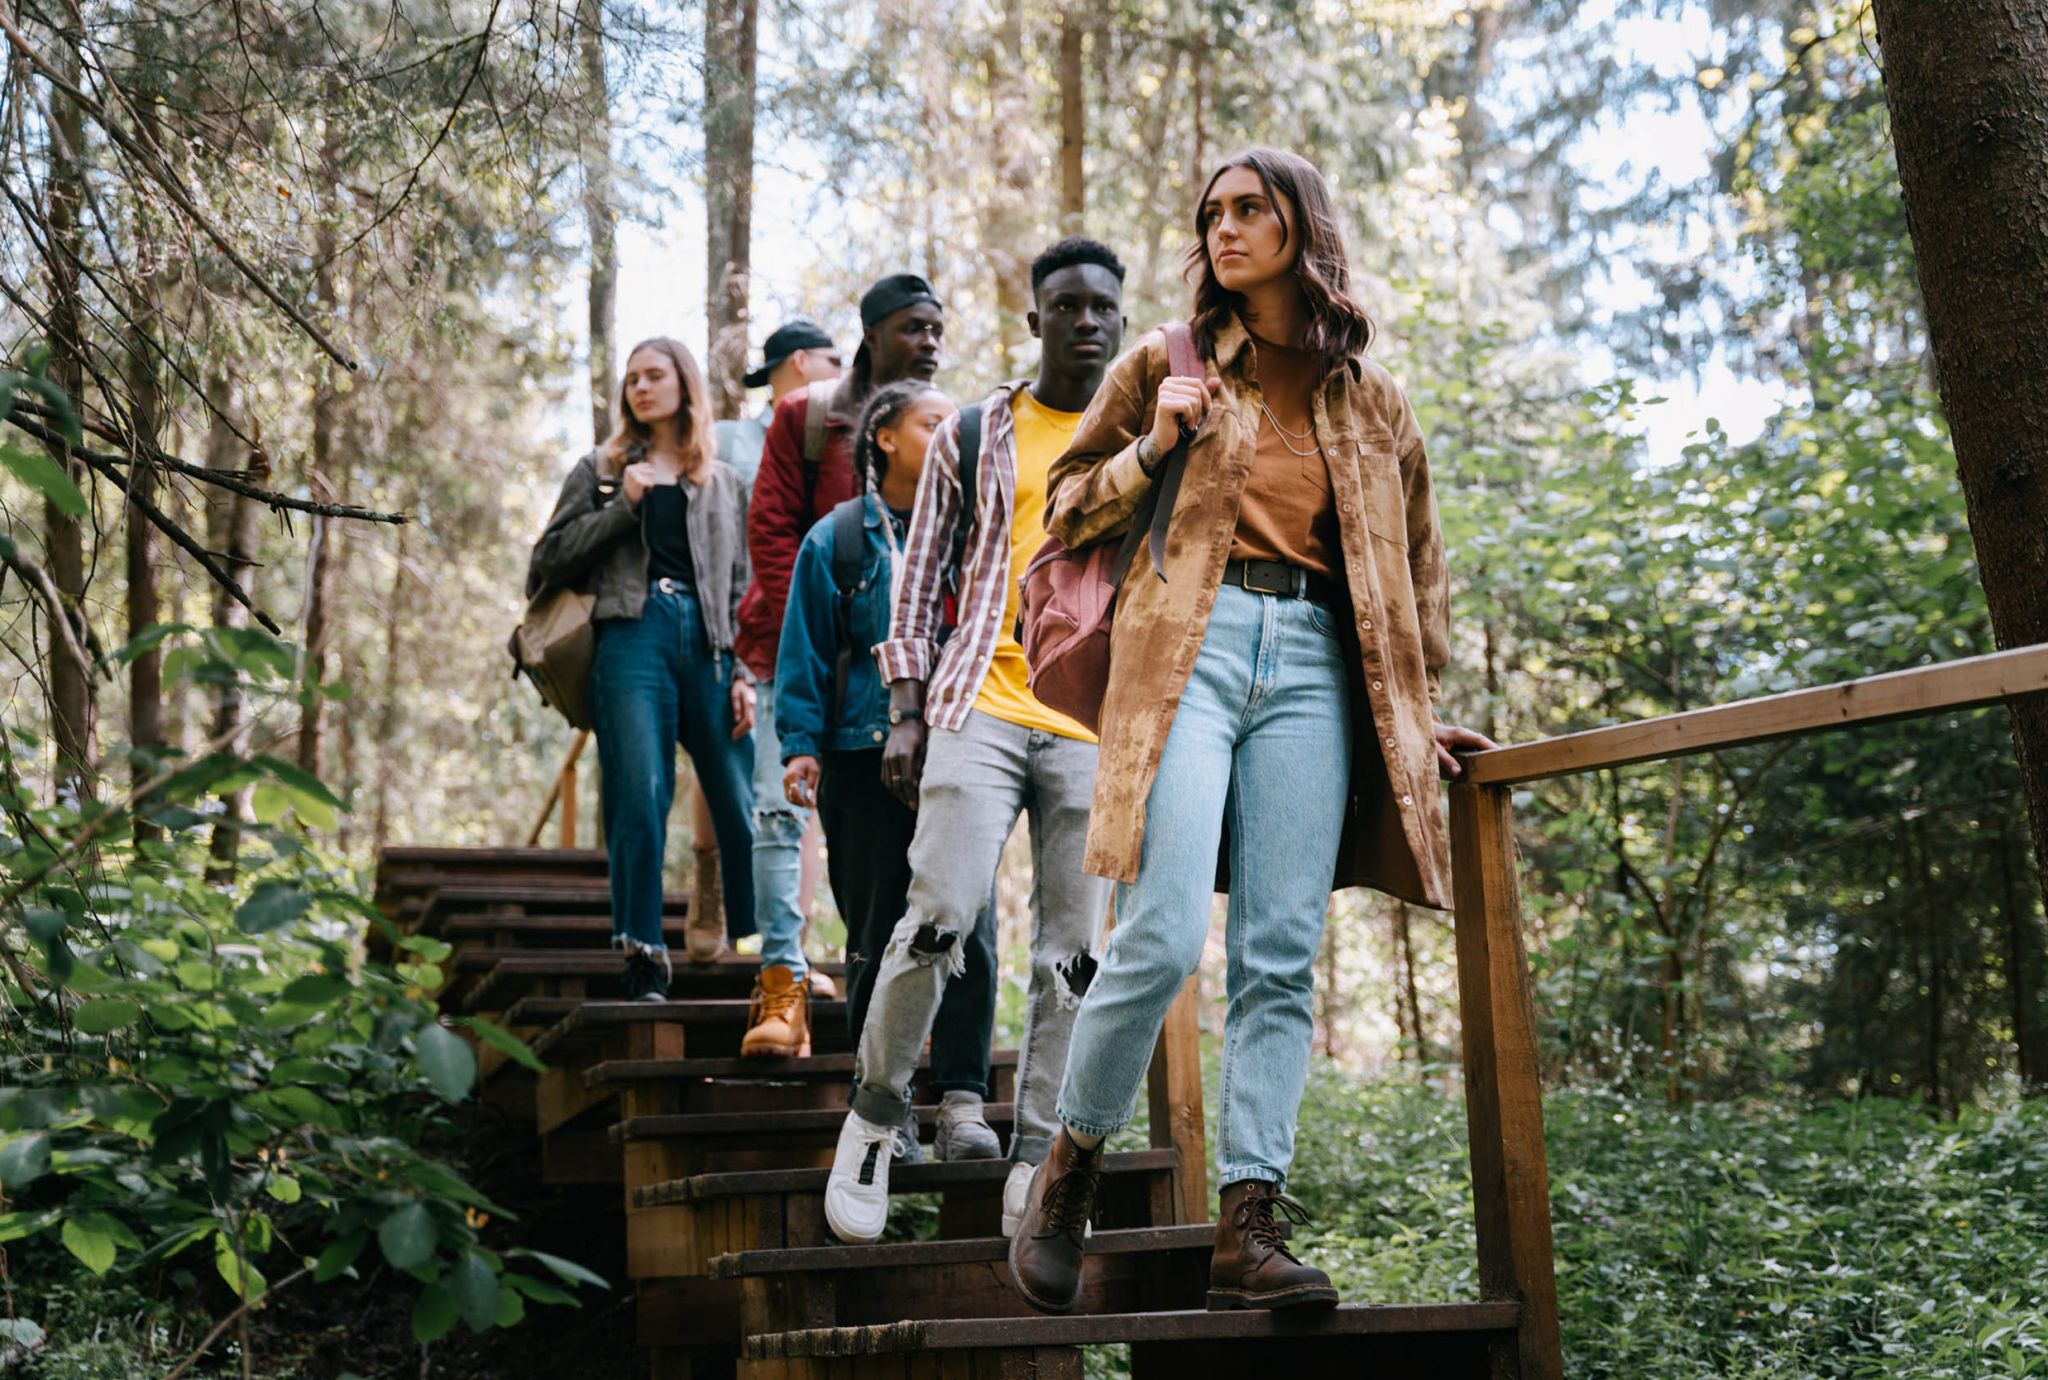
[950,403,982,578]
[827,495,869,712]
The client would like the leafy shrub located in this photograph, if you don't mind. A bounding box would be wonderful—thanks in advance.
[0,627,601,1374]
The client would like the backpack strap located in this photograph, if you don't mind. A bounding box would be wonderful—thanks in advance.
[800,378,841,503]
[1123,322,1201,586]
[826,494,869,712]
[949,403,982,578]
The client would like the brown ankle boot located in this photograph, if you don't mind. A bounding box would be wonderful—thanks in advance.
[686,846,725,964]
[741,965,812,1058]
[1005,1130,1102,1314]
[1207,1180,1338,1310]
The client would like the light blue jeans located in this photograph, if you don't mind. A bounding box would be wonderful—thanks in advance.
[751,679,809,976]
[1056,583,1353,1190]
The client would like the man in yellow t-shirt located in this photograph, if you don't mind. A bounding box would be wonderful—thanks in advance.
[824,239,1131,1247]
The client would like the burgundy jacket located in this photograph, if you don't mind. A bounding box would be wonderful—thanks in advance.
[735,384,856,678]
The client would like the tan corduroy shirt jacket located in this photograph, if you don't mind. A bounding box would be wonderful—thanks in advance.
[1046,316,1453,910]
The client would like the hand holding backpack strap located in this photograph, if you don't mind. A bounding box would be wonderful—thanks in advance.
[1108,322,1204,589]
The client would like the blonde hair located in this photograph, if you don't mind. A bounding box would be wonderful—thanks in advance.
[600,337,716,476]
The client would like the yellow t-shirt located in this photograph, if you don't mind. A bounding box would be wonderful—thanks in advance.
[971,391,1098,742]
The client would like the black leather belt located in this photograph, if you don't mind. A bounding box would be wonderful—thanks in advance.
[1224,557,1337,605]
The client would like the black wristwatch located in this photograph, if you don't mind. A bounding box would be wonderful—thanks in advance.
[887,706,923,726]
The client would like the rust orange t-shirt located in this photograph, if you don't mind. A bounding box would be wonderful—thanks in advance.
[1229,334,1340,579]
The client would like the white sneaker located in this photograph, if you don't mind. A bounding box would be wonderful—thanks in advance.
[824,1112,898,1244]
[1000,1159,1035,1239]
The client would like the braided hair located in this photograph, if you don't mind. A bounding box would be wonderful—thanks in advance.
[851,379,944,493]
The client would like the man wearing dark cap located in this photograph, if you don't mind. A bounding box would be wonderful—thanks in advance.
[715,321,841,489]
[733,274,947,1063]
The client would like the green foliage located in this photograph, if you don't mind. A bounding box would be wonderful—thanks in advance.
[1286,1069,2048,1378]
[0,628,596,1363]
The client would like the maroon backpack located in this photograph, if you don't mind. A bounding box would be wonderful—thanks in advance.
[1017,322,1201,733]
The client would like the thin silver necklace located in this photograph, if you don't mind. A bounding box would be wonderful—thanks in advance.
[1260,403,1319,457]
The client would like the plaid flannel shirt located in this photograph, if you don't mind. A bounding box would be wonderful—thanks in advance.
[873,380,1032,731]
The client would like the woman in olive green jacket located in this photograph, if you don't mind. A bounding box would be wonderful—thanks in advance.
[1006,149,1496,1315]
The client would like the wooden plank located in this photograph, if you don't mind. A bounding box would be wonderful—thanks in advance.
[587,1047,1012,1089]
[1464,641,2048,786]
[1449,782,1564,1380]
[1146,978,1209,1224]
[708,1223,1213,1278]
[631,1149,1178,1208]
[741,1305,1519,1358]
[616,1102,1015,1145]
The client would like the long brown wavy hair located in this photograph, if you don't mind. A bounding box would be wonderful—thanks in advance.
[599,337,716,476]
[1183,148,1376,372]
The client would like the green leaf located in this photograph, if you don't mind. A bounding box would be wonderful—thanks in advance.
[415,1024,476,1103]
[73,998,142,1034]
[251,754,345,811]
[270,1058,348,1086]
[0,441,87,516]
[522,1249,608,1292]
[500,1272,576,1306]
[449,1252,500,1332]
[279,973,349,1007]
[460,1017,546,1074]
[378,1203,437,1271]
[113,622,191,664]
[214,1230,267,1301]
[410,1283,460,1343]
[313,1231,368,1284]
[495,1283,526,1327]
[0,1208,60,1243]
[264,1174,302,1204]
[235,880,310,934]
[0,1133,51,1187]
[62,1216,117,1275]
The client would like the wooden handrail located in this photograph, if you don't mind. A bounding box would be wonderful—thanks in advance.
[525,729,591,847]
[1462,642,2048,786]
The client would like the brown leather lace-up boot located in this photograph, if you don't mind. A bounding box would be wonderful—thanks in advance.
[1206,1180,1339,1310]
[740,965,812,1058]
[1005,1130,1102,1314]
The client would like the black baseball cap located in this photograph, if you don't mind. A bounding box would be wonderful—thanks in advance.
[743,320,837,389]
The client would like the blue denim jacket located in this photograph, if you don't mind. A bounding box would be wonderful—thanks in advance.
[773,494,905,762]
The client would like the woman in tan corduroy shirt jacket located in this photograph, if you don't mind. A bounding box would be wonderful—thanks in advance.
[1005,149,1496,1316]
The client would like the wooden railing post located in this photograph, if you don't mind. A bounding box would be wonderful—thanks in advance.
[1449,780,1563,1380]
[559,756,579,849]
[1146,977,1208,1224]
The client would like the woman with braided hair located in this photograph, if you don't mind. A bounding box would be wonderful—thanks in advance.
[761,383,1001,1154]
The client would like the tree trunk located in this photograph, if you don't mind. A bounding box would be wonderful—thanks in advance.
[1997,815,2042,1092]
[1317,903,1339,1060]
[297,159,343,775]
[44,21,94,788]
[1872,0,2048,915]
[577,0,618,443]
[1395,901,1426,1078]
[703,0,758,421]
[125,258,164,828]
[981,0,1037,377]
[204,373,262,881]
[1057,6,1085,232]
[371,527,408,858]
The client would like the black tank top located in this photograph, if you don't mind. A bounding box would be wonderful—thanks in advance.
[642,484,695,586]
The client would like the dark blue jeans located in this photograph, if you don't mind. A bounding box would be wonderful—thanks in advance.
[589,585,757,950]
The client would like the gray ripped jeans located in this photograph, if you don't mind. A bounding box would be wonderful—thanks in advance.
[850,709,1111,1164]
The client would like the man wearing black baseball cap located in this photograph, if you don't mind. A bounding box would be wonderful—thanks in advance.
[715,320,841,488]
[732,274,953,1070]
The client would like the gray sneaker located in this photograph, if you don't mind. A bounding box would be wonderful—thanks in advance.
[893,1106,926,1166]
[934,1092,1002,1161]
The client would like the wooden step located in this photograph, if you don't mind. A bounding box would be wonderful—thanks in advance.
[522,998,854,1062]
[614,1101,1015,1150]
[373,847,608,906]
[717,1224,1214,1333]
[442,912,693,946]
[631,1149,1180,1258]
[407,883,689,936]
[587,1049,1014,1091]
[461,951,847,1012]
[739,1303,1523,1378]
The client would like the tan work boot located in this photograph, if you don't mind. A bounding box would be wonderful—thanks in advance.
[741,965,812,1058]
[686,845,725,964]
[1005,1129,1101,1314]
[1206,1180,1338,1310]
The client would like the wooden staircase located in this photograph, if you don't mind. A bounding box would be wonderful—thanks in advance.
[374,843,1554,1378]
